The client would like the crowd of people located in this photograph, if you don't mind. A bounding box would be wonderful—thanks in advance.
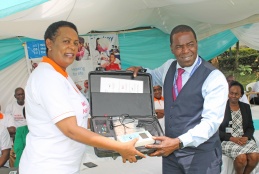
[0,20,259,174]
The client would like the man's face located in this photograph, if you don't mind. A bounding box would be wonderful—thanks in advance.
[153,86,162,99]
[170,31,198,68]
[15,89,25,105]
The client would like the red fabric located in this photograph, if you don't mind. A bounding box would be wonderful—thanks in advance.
[173,68,185,100]
[105,63,120,71]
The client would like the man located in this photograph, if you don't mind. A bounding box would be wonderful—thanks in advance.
[0,125,12,167]
[128,25,228,174]
[249,80,259,105]
[226,75,249,104]
[5,87,26,167]
[5,87,26,128]
[153,85,165,131]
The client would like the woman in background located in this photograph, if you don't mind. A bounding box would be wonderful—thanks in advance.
[219,81,259,174]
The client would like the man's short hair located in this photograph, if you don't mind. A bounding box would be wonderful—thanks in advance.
[170,25,197,45]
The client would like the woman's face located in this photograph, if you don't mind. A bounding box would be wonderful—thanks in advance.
[228,85,242,104]
[46,27,79,70]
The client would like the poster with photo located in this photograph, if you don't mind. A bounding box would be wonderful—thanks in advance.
[24,34,120,101]
[24,40,46,74]
[88,34,121,71]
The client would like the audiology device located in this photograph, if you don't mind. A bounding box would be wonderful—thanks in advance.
[117,130,155,147]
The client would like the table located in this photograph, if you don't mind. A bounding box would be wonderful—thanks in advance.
[80,145,162,174]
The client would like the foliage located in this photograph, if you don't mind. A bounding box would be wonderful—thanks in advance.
[237,65,252,76]
[222,48,258,57]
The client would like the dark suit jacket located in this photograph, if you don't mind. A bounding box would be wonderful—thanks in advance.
[219,100,255,141]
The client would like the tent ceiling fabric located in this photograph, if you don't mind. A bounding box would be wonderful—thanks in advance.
[1,0,259,40]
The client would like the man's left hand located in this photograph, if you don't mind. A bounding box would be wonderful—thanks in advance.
[145,136,180,157]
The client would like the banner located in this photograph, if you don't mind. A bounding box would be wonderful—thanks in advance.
[88,34,121,70]
[24,40,46,74]
[24,34,120,101]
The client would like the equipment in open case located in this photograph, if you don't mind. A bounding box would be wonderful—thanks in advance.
[89,70,164,158]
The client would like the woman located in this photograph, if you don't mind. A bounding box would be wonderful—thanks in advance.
[219,81,259,174]
[19,21,145,174]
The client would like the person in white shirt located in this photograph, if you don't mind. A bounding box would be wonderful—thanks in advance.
[0,125,12,167]
[250,81,259,105]
[5,87,26,128]
[153,85,165,131]
[226,75,249,104]
[128,24,228,174]
[19,21,145,174]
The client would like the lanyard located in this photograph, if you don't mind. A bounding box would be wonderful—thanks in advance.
[173,57,201,97]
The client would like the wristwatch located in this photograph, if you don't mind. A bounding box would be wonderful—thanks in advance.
[179,138,184,149]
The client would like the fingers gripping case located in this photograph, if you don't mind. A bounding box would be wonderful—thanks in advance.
[89,70,164,158]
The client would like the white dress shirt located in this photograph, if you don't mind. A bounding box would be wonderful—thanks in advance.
[146,56,228,147]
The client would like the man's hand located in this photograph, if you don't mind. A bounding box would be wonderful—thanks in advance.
[145,136,180,157]
[127,66,142,77]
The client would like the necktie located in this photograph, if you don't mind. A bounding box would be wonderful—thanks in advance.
[173,68,185,100]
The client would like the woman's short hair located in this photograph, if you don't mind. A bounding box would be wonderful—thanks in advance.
[44,21,78,53]
[229,81,244,96]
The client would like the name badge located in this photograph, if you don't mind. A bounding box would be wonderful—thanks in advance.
[226,127,233,133]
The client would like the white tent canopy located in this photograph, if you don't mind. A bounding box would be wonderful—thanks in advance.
[2,0,259,111]
[1,0,259,41]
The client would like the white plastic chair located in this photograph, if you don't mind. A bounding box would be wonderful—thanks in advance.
[246,82,256,92]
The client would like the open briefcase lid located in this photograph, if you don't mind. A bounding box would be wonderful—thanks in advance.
[88,71,155,117]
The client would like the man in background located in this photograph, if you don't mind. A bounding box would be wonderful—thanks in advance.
[5,87,26,167]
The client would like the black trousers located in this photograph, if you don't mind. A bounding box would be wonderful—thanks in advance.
[163,146,222,174]
[250,97,259,105]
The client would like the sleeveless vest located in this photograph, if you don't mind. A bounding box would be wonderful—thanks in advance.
[164,58,221,157]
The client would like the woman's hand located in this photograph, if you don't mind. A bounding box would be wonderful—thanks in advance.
[230,137,247,146]
[118,138,146,163]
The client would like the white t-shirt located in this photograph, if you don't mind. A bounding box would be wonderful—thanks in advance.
[19,60,90,174]
[154,99,165,131]
[0,112,15,128]
[5,101,26,128]
[0,124,12,167]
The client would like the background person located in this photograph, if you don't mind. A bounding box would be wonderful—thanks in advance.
[19,21,145,174]
[226,75,249,104]
[128,24,228,174]
[5,87,26,128]
[153,85,164,131]
[219,81,259,174]
[250,80,259,105]
[0,124,12,168]
[14,107,28,167]
[5,87,26,167]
